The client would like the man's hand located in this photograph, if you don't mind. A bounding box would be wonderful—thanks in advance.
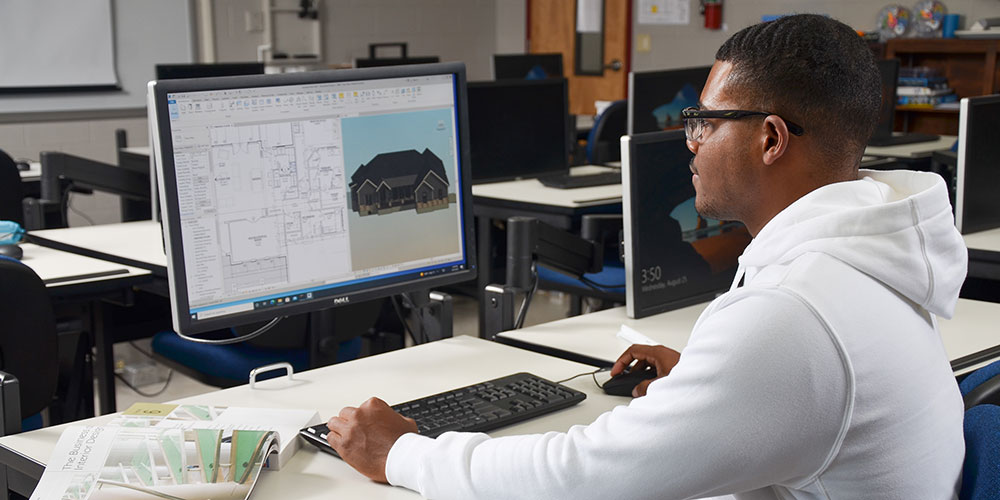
[610,345,681,397]
[326,397,418,483]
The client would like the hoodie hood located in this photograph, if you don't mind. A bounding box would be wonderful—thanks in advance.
[737,169,967,318]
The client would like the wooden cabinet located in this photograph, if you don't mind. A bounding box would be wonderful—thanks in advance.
[886,39,1000,135]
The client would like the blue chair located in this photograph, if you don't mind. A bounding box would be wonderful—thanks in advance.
[585,100,627,165]
[959,359,1000,500]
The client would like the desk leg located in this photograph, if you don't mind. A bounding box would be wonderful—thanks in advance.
[476,215,492,339]
[92,303,116,415]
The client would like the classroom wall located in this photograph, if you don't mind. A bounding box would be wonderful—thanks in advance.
[632,0,1000,71]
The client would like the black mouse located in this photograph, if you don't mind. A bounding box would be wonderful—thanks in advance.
[0,244,23,260]
[602,368,658,397]
[15,161,30,171]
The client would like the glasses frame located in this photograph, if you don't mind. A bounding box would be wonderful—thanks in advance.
[681,106,805,142]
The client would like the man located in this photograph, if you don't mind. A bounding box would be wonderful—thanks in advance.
[326,14,968,499]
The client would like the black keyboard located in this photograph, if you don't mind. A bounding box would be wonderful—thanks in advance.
[867,132,939,147]
[300,372,586,457]
[538,171,621,189]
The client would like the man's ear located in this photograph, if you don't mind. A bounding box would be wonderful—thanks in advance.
[760,115,790,166]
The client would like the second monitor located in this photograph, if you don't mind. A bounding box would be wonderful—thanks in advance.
[493,53,564,80]
[628,66,711,135]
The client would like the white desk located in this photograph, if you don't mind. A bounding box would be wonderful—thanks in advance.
[0,336,625,499]
[962,227,1000,283]
[964,227,1000,254]
[29,221,167,276]
[18,243,150,289]
[863,135,957,159]
[496,298,1000,376]
[471,165,622,209]
[17,161,41,182]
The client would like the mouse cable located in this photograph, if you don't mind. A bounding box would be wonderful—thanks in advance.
[555,366,609,385]
[174,316,285,345]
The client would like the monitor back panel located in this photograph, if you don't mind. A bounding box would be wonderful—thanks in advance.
[467,79,569,183]
[493,53,564,80]
[354,57,440,68]
[627,66,711,135]
[155,63,265,80]
[871,59,900,141]
[622,130,751,319]
[956,95,1000,234]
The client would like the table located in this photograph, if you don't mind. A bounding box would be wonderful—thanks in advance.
[471,165,623,336]
[863,135,957,160]
[496,298,1000,376]
[964,227,1000,282]
[0,336,626,498]
[29,221,167,276]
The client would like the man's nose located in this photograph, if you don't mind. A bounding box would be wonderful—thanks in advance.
[686,138,699,154]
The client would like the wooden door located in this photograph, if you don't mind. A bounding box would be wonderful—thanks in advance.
[528,0,630,116]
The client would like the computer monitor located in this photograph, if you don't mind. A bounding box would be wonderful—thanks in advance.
[155,63,265,81]
[467,78,570,183]
[354,57,440,68]
[955,94,1000,235]
[868,59,938,147]
[627,66,711,135]
[621,130,751,319]
[148,62,476,335]
[492,53,564,80]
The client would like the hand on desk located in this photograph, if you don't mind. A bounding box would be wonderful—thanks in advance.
[610,345,681,397]
[327,397,418,483]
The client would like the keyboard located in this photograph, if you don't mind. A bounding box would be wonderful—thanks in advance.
[867,132,939,147]
[538,171,621,189]
[300,372,586,457]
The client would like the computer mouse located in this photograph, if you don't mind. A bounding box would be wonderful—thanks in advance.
[0,244,23,260]
[15,161,30,171]
[602,367,658,397]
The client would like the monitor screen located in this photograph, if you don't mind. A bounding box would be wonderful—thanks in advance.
[467,79,569,183]
[956,94,1000,235]
[493,53,564,80]
[355,57,440,68]
[155,63,265,81]
[628,66,711,135]
[871,59,899,140]
[149,63,476,334]
[622,130,751,319]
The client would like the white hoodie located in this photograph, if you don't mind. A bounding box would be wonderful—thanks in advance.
[385,169,968,500]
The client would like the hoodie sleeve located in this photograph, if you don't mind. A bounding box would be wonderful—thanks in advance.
[384,289,853,500]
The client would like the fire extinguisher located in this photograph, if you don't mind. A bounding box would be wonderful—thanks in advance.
[701,0,722,30]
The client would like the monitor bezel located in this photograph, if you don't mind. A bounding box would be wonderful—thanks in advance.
[622,129,729,319]
[627,65,712,136]
[466,77,571,184]
[149,62,477,335]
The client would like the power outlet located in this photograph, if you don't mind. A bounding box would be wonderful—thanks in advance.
[636,33,652,53]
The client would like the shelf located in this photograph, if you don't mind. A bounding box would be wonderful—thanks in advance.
[896,106,960,114]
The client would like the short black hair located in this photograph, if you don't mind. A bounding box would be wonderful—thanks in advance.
[716,14,880,165]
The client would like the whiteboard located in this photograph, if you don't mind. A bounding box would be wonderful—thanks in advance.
[0,0,117,89]
[0,0,194,114]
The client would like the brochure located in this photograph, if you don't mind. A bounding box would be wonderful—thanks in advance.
[29,404,321,500]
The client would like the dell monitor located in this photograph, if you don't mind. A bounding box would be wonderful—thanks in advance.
[493,53,564,80]
[621,130,751,319]
[148,62,476,334]
[467,78,570,183]
[867,59,938,147]
[155,63,265,81]
[627,66,711,135]
[955,94,1000,235]
[354,56,440,68]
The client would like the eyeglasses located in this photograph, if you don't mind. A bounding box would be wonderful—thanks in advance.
[681,106,805,143]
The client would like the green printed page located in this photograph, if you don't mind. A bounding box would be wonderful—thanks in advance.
[159,431,186,484]
[231,430,271,484]
[194,429,222,483]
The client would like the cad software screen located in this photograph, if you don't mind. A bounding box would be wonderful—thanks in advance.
[164,74,468,322]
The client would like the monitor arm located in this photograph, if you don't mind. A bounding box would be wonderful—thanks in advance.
[22,151,151,229]
[485,216,604,337]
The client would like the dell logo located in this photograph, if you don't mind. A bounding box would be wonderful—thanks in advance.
[333,296,350,305]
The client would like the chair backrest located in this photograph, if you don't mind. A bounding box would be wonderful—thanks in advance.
[585,100,627,164]
[0,150,24,226]
[0,256,59,422]
[961,404,1000,500]
[960,358,1000,409]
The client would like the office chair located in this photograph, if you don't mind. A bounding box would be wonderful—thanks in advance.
[0,256,59,435]
[585,100,627,165]
[151,301,381,388]
[0,149,25,226]
[959,359,1000,500]
[535,215,626,316]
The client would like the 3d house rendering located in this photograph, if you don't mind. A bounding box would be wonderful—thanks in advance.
[349,148,451,216]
